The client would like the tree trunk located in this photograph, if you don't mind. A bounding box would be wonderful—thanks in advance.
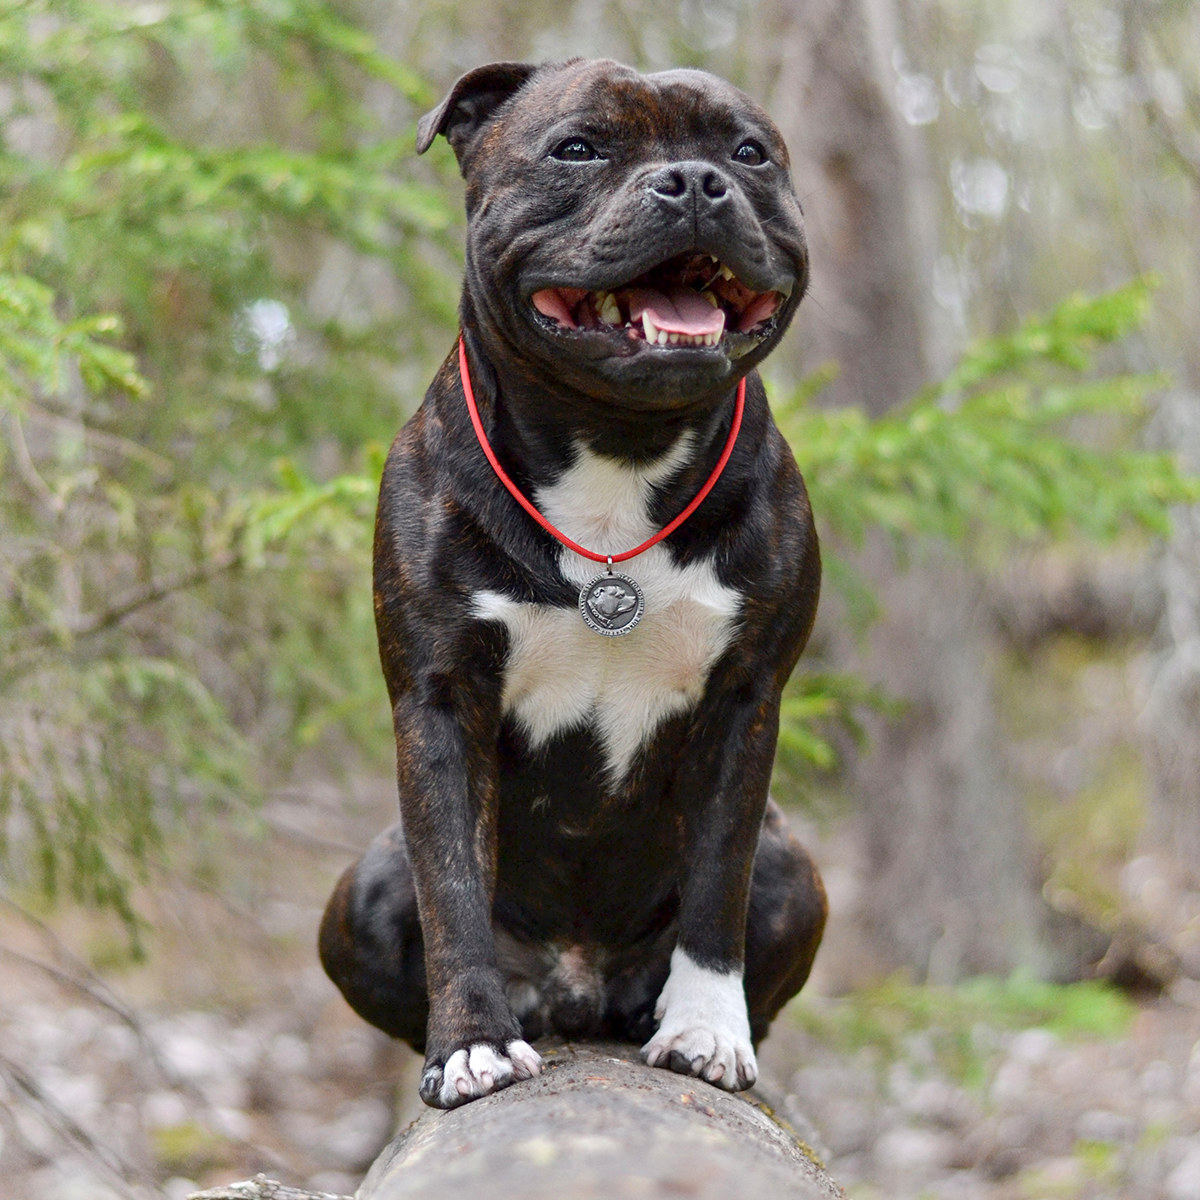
[192,1043,842,1200]
[764,0,1059,982]
[1144,389,1200,890]
[849,549,1048,979]
[759,0,935,414]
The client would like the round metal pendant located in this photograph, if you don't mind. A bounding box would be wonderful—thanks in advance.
[579,572,645,637]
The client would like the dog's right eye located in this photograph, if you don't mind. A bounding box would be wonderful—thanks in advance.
[552,139,600,162]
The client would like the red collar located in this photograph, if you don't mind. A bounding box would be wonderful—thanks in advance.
[457,335,745,566]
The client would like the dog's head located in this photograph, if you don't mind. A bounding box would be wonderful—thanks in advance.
[419,58,807,412]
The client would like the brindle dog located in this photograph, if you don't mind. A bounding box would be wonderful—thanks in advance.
[319,58,826,1110]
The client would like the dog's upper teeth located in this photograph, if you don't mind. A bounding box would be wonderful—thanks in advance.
[595,291,620,325]
[701,290,719,308]
[718,263,735,281]
[642,312,658,343]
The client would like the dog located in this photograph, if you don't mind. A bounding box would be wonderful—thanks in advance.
[319,58,826,1110]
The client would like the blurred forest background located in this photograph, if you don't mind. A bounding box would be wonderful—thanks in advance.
[2,1,1200,1198]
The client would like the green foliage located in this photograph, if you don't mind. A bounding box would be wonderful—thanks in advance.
[775,672,899,774]
[791,972,1133,1085]
[0,0,457,935]
[150,1119,236,1175]
[774,280,1199,787]
[777,280,1195,551]
[0,273,148,406]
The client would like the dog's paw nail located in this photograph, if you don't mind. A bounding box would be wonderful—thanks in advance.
[419,1066,444,1105]
[506,1039,542,1080]
[666,1048,699,1076]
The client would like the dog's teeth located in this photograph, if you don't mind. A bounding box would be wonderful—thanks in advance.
[596,291,620,325]
[718,263,735,281]
[669,332,679,344]
[701,290,719,308]
[657,330,669,345]
[642,312,658,343]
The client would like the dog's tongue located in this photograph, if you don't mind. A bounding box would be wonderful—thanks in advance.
[627,287,726,336]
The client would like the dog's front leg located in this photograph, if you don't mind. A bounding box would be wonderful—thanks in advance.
[391,692,541,1108]
[641,688,783,1092]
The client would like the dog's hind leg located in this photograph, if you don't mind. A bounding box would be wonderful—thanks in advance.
[743,799,828,1045]
[319,822,430,1052]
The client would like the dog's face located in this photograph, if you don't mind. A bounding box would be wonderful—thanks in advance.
[419,59,808,412]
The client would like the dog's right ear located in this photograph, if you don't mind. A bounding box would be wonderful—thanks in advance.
[416,62,538,165]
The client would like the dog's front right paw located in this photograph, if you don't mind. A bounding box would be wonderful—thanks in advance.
[641,1018,757,1090]
[419,1039,543,1109]
[640,946,757,1091]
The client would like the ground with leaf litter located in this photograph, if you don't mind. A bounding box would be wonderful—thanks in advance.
[1,779,1199,1200]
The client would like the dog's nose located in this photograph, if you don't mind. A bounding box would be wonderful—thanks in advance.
[646,161,730,208]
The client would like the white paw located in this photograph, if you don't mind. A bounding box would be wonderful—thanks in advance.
[641,947,757,1091]
[425,1040,542,1109]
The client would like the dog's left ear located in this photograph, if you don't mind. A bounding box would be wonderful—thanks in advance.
[417,62,538,165]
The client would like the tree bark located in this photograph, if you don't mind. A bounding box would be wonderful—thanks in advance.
[1143,389,1200,889]
[849,549,1048,980]
[189,1178,352,1200]
[761,0,935,413]
[357,1041,840,1200]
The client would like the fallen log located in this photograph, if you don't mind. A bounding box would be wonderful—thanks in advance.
[192,1041,842,1200]
[188,1179,349,1200]
[363,1040,839,1200]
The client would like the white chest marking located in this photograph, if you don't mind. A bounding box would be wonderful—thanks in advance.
[472,436,742,784]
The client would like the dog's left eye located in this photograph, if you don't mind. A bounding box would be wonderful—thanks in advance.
[553,139,600,162]
[734,140,768,166]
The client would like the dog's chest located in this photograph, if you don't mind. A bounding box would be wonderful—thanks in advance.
[473,438,742,783]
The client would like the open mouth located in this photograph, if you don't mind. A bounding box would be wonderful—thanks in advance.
[530,252,787,349]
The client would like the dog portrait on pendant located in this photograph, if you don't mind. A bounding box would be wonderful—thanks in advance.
[319,57,827,1109]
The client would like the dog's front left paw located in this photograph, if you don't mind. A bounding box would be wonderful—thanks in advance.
[419,1039,543,1109]
[640,946,758,1091]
